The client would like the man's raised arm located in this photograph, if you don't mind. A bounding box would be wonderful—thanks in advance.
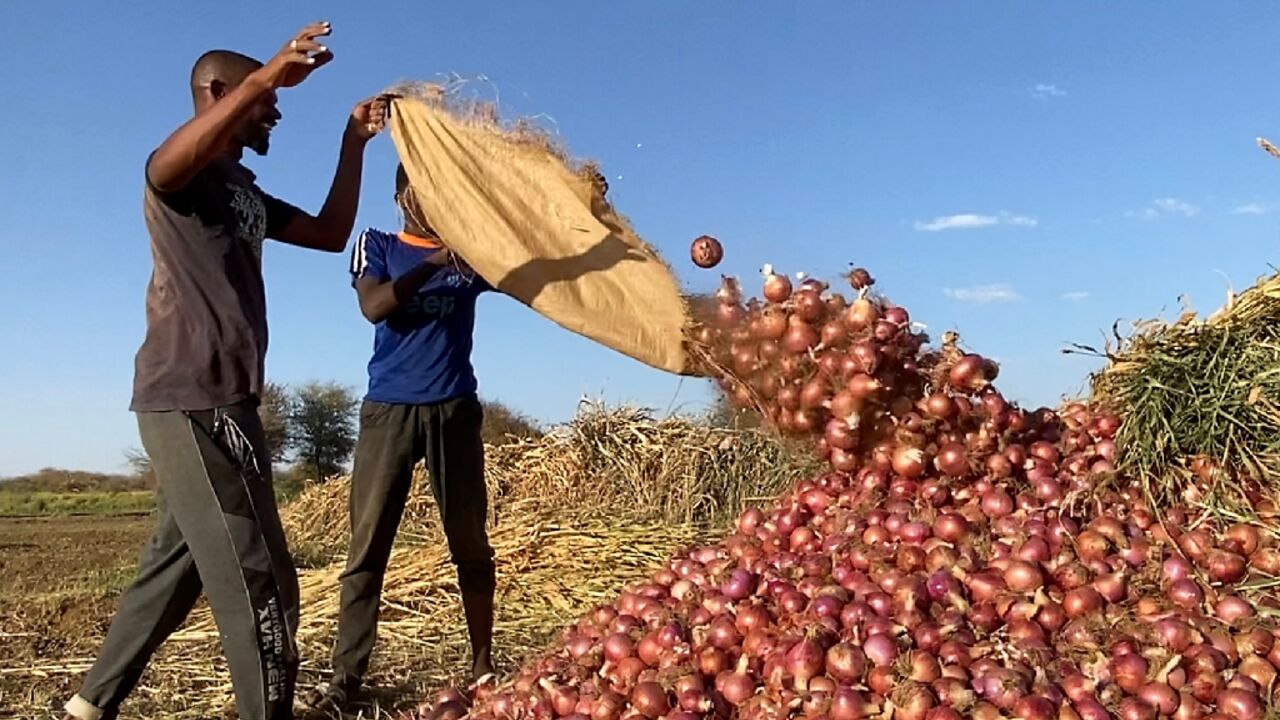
[272,95,389,253]
[147,22,333,194]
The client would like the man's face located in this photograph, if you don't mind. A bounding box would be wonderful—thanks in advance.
[237,89,281,156]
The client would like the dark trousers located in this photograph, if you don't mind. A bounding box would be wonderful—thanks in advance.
[331,394,494,688]
[67,401,299,720]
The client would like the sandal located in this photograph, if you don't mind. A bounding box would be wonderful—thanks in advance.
[302,681,357,712]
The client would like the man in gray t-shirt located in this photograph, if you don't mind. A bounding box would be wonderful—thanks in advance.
[64,22,386,720]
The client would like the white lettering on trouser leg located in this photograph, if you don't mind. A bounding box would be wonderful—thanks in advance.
[257,598,285,702]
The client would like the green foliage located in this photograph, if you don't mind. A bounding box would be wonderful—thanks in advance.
[271,464,310,505]
[287,381,359,482]
[259,381,293,461]
[479,398,543,445]
[1085,271,1280,513]
[0,491,155,517]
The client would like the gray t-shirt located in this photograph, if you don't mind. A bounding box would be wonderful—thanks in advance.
[130,156,301,412]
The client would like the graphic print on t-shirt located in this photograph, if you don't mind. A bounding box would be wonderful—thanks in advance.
[226,182,267,260]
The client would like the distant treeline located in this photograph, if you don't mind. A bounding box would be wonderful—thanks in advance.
[0,468,151,494]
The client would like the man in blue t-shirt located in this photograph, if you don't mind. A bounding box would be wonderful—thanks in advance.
[308,164,498,709]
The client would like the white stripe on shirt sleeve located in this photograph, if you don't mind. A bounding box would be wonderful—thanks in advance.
[350,230,369,276]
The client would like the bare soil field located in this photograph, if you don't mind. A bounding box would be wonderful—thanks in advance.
[0,515,234,719]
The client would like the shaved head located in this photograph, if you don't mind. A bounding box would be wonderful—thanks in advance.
[188,49,279,156]
[190,50,262,102]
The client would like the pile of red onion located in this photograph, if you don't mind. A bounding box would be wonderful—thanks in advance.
[407,266,1279,720]
[692,266,1004,478]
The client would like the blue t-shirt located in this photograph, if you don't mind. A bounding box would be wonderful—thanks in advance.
[349,228,491,405]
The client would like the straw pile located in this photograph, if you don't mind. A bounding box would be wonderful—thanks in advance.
[1081,271,1280,513]
[282,402,817,567]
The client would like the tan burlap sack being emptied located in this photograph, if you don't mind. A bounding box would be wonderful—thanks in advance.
[387,88,697,376]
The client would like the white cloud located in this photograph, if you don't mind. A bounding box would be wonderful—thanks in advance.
[915,214,999,232]
[1128,197,1200,220]
[914,211,1037,232]
[1002,213,1039,227]
[1232,203,1267,215]
[1153,198,1200,216]
[1061,291,1091,302]
[1032,83,1067,99]
[943,284,1023,304]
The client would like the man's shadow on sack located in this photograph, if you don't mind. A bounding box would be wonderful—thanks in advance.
[494,225,649,302]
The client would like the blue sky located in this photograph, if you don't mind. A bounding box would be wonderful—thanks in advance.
[2,2,1279,476]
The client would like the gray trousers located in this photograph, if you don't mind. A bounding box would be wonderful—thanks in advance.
[330,395,495,689]
[66,401,299,720]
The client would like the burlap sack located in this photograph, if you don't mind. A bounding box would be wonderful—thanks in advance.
[387,89,697,376]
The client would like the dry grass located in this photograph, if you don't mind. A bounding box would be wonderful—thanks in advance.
[284,402,816,567]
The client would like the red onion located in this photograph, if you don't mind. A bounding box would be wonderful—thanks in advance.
[629,683,669,719]
[924,393,957,419]
[1093,571,1128,603]
[1062,587,1104,619]
[1136,683,1179,716]
[1003,560,1044,593]
[1012,697,1056,720]
[1215,595,1255,623]
[603,633,634,663]
[794,289,825,322]
[1073,698,1110,720]
[1117,697,1156,720]
[697,647,729,677]
[721,569,755,601]
[1250,547,1280,575]
[892,445,927,478]
[1205,550,1248,585]
[831,688,875,720]
[845,299,880,331]
[980,488,1014,518]
[1111,652,1149,693]
[933,513,969,542]
[848,372,882,400]
[1168,578,1204,610]
[783,316,819,353]
[1216,688,1263,720]
[1173,692,1205,720]
[935,443,970,478]
[1236,655,1276,691]
[762,271,792,303]
[1151,618,1195,654]
[706,616,741,650]
[1179,530,1213,563]
[948,355,991,392]
[785,637,825,690]
[863,634,898,667]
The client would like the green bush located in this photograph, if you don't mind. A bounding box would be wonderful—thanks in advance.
[0,491,155,517]
[480,399,543,445]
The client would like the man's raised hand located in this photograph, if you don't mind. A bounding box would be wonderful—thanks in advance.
[256,22,334,90]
